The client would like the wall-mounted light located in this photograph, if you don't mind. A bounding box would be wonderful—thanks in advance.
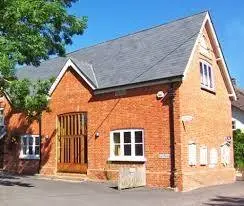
[95,132,99,138]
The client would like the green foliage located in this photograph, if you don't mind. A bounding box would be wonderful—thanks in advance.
[0,0,87,120]
[0,0,87,79]
[7,78,54,120]
[233,129,244,169]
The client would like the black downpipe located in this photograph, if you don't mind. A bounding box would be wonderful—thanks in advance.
[38,114,42,174]
[168,83,176,188]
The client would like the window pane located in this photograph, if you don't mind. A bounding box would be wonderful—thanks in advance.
[23,146,27,155]
[135,144,143,156]
[208,66,213,88]
[29,137,33,145]
[124,132,131,143]
[135,131,143,143]
[35,146,40,155]
[29,146,33,155]
[22,137,27,146]
[200,62,204,84]
[35,137,40,146]
[204,64,208,86]
[113,133,120,143]
[114,145,120,156]
[124,145,131,156]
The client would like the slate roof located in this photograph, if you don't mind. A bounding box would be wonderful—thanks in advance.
[232,87,244,111]
[16,11,207,90]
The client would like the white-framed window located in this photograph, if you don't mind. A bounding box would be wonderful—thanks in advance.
[20,135,40,159]
[200,61,214,91]
[0,108,4,126]
[109,129,145,162]
[188,142,197,166]
[200,146,208,165]
[210,148,218,166]
[220,143,230,166]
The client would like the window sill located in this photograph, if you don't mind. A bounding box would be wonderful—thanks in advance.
[108,156,146,162]
[19,156,40,160]
[201,86,216,94]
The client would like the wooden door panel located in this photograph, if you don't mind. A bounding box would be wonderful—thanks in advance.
[57,113,87,173]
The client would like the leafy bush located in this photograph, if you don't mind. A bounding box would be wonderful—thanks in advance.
[233,129,244,169]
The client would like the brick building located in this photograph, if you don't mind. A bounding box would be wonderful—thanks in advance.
[0,11,237,191]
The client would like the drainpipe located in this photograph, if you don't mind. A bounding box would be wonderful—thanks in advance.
[38,114,42,174]
[168,83,176,188]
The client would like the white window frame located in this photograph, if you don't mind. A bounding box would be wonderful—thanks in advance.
[0,108,4,126]
[188,142,197,166]
[199,146,208,165]
[20,135,40,160]
[109,129,146,162]
[200,61,215,91]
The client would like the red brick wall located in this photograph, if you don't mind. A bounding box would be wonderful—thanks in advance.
[0,97,39,174]
[3,69,176,188]
[177,26,235,191]
[43,69,176,187]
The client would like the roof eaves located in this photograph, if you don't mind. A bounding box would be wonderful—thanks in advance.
[94,75,183,95]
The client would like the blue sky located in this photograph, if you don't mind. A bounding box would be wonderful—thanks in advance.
[67,0,244,88]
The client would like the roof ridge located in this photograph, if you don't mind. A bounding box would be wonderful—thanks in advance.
[18,10,208,68]
[68,10,208,54]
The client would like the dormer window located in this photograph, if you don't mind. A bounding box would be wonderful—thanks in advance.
[200,61,214,91]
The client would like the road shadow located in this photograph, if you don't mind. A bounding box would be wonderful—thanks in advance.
[0,180,34,187]
[205,195,244,206]
[0,174,34,187]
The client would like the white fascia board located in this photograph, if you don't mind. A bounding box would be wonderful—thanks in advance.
[183,13,207,80]
[48,59,96,96]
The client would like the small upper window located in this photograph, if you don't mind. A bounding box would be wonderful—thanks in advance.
[200,61,214,91]
[109,129,145,162]
[20,135,40,159]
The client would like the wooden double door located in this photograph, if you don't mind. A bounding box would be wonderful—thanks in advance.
[57,112,88,173]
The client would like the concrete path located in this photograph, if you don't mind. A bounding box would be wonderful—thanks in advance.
[0,174,243,206]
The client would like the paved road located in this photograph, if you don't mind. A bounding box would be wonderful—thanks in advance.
[0,174,243,206]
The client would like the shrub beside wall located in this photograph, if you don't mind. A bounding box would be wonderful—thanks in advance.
[233,129,244,169]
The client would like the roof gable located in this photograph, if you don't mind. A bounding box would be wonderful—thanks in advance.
[183,12,236,100]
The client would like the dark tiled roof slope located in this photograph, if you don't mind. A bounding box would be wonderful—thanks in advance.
[16,12,207,89]
[232,87,244,111]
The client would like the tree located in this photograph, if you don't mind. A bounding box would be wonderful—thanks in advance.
[233,130,244,169]
[0,0,87,118]
[0,0,87,171]
[0,0,87,79]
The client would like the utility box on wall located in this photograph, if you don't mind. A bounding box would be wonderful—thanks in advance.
[118,167,146,190]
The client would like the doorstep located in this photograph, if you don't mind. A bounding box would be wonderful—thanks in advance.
[35,172,89,182]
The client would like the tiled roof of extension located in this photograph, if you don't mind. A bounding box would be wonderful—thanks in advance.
[16,12,208,90]
[232,87,244,111]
